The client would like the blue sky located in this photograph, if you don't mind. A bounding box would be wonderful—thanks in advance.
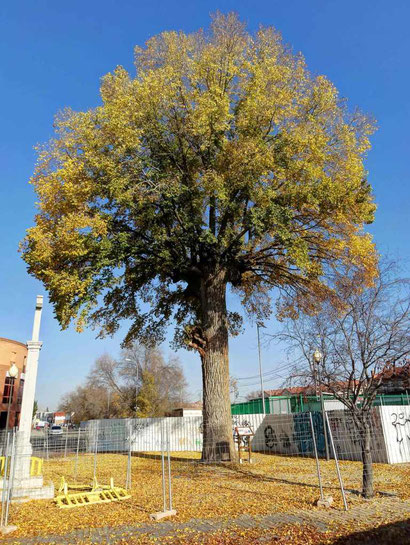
[0,1,409,409]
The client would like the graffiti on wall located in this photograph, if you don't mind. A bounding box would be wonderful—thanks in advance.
[379,406,410,463]
[293,412,326,456]
[391,412,410,447]
[263,422,293,452]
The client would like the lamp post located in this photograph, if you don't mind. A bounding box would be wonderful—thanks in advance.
[5,361,19,431]
[313,349,322,399]
[257,322,266,417]
[313,349,330,461]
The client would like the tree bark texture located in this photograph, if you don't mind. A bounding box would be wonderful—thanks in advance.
[200,269,236,462]
[361,420,374,498]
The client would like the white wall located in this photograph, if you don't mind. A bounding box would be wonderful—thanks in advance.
[181,409,202,417]
[326,409,388,463]
[323,400,346,411]
[379,405,410,463]
[86,414,264,453]
[84,407,410,464]
[252,414,300,455]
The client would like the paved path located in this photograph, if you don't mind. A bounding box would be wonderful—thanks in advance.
[4,497,410,544]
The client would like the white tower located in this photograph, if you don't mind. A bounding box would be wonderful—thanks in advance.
[19,295,43,435]
[6,295,54,501]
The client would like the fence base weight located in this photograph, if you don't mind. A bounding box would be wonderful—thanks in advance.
[150,509,177,521]
[0,524,17,535]
[315,495,334,508]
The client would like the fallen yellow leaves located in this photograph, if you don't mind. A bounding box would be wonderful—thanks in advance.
[6,451,410,542]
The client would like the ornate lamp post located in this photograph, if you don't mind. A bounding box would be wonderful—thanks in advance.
[313,349,322,399]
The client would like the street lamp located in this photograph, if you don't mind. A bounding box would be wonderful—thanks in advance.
[312,348,329,460]
[5,361,19,431]
[313,349,322,363]
[257,322,266,417]
[313,349,322,400]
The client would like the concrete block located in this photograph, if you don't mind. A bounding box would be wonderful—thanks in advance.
[316,495,334,508]
[10,481,54,502]
[0,525,18,535]
[149,509,177,521]
[1,475,44,490]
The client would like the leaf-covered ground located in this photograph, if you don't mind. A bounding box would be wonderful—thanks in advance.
[7,452,410,542]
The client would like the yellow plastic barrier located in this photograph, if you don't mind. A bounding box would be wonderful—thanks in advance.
[30,457,43,476]
[0,456,42,477]
[55,476,131,509]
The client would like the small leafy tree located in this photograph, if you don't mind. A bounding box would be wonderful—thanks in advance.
[273,262,410,497]
[22,13,377,460]
[32,400,38,420]
[120,343,188,414]
[135,371,158,417]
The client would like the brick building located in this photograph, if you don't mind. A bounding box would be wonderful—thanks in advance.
[0,337,27,429]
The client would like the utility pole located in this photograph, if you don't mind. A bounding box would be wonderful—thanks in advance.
[257,322,266,417]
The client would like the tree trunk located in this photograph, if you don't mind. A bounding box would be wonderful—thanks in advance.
[361,419,374,498]
[200,268,236,462]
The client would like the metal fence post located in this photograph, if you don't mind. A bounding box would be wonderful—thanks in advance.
[309,412,324,502]
[93,422,99,483]
[325,412,348,511]
[64,428,69,459]
[43,428,48,460]
[167,433,172,511]
[4,430,17,527]
[160,421,166,512]
[74,427,81,481]
[126,421,132,490]
[0,432,10,527]
[320,394,330,461]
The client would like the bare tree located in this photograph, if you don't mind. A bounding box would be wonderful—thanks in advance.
[59,385,112,423]
[245,390,264,401]
[61,343,189,420]
[272,261,410,498]
[229,377,239,402]
[90,354,131,414]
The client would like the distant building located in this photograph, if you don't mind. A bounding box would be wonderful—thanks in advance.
[35,410,54,424]
[0,337,27,429]
[378,362,410,395]
[54,411,66,425]
[35,410,71,426]
[233,364,410,416]
[167,401,202,417]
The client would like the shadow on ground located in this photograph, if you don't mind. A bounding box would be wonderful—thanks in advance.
[331,518,410,544]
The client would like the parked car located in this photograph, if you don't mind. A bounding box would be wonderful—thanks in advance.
[49,425,63,436]
[35,421,48,430]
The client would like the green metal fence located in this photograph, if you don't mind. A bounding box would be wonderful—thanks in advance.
[373,393,410,406]
[231,392,410,415]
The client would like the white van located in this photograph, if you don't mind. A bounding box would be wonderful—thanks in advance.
[35,421,48,430]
